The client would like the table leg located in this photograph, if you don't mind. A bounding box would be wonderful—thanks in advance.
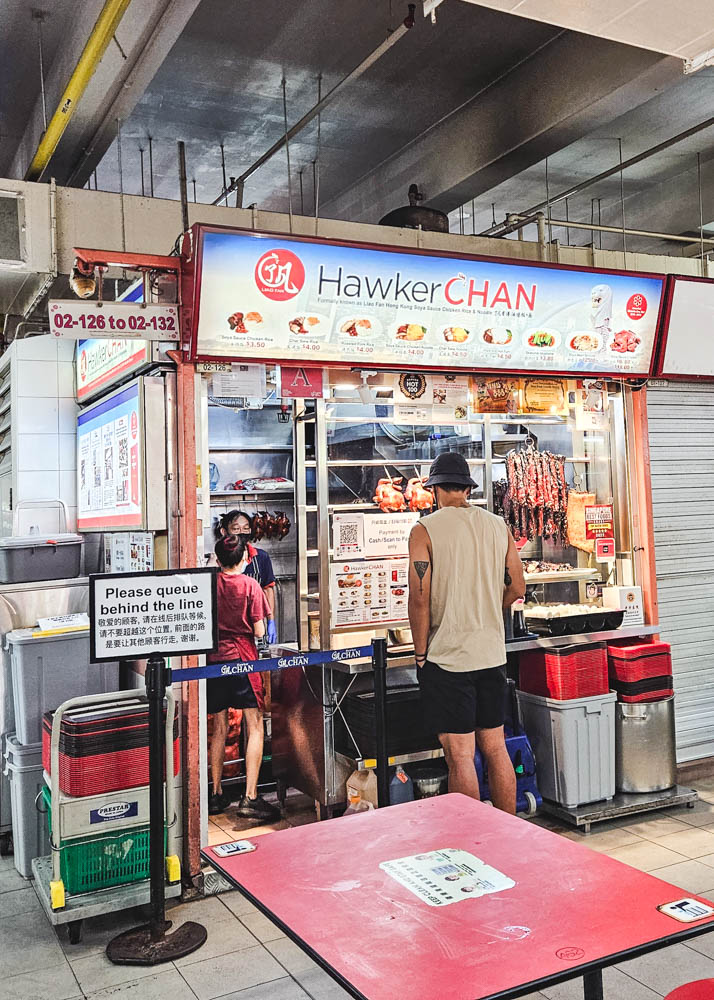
[583,969,603,999]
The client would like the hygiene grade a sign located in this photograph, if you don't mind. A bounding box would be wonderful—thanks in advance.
[89,568,217,662]
[190,227,665,377]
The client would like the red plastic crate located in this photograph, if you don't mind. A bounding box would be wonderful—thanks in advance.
[518,642,609,700]
[607,641,673,703]
[43,705,179,797]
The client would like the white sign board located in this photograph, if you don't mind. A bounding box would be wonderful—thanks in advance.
[660,278,714,379]
[90,568,217,662]
[363,512,419,558]
[49,300,179,342]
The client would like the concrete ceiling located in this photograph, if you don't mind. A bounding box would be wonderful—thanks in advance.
[455,0,714,66]
[1,0,714,267]
[94,0,562,207]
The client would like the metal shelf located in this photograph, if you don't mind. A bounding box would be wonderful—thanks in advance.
[209,445,292,452]
[524,569,600,583]
[336,749,444,772]
[210,489,294,497]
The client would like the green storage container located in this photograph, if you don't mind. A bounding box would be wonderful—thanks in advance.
[43,786,165,895]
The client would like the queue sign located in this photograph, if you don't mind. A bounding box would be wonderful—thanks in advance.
[49,300,179,341]
[90,568,217,662]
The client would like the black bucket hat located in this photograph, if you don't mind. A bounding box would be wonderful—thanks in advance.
[424,451,477,489]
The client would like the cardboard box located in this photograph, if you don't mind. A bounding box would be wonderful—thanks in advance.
[602,586,644,626]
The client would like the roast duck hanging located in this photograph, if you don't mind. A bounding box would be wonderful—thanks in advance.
[405,477,435,512]
[373,477,407,512]
[251,511,291,541]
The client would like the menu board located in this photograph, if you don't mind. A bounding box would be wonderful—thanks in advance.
[330,559,409,627]
[191,228,665,377]
[77,382,143,530]
[76,339,151,402]
[658,276,714,379]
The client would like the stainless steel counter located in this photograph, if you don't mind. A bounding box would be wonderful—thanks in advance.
[308,623,661,674]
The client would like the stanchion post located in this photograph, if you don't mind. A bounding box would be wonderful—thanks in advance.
[106,654,207,965]
[373,638,390,808]
[147,654,170,941]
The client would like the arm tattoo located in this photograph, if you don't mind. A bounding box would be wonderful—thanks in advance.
[413,560,430,594]
[504,565,512,587]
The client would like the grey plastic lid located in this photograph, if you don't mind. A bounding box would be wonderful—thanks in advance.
[0,533,83,549]
[7,626,89,644]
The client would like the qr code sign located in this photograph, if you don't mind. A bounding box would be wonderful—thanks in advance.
[334,515,364,557]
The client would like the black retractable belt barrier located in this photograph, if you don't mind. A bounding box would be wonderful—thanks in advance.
[106,655,207,966]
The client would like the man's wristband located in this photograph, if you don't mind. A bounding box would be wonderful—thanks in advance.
[415,652,427,662]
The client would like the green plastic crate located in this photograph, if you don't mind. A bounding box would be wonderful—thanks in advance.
[43,786,166,895]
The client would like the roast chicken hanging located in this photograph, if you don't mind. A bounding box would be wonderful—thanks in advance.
[373,477,407,513]
[405,477,435,512]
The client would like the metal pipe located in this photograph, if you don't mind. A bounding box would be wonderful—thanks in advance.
[116,118,126,252]
[314,73,322,221]
[212,15,414,206]
[139,147,145,196]
[178,141,189,234]
[148,136,154,197]
[536,212,547,261]
[220,143,228,207]
[33,11,48,132]
[25,0,132,181]
[698,152,705,271]
[481,114,714,238]
[618,138,627,259]
[510,214,714,246]
[282,78,294,231]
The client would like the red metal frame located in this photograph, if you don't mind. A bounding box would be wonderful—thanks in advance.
[184,224,667,380]
[654,273,714,381]
[74,248,180,272]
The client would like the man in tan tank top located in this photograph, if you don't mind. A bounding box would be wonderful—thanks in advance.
[408,452,525,812]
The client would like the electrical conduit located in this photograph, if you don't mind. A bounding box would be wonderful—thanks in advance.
[25,0,132,181]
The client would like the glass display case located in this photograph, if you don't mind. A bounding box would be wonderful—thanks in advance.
[272,372,639,810]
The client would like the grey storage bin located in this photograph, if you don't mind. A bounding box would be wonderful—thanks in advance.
[0,534,83,584]
[7,629,120,745]
[616,697,676,794]
[0,499,83,584]
[518,689,616,808]
[4,734,48,878]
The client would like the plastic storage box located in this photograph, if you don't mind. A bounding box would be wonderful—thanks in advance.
[7,629,119,745]
[4,734,49,877]
[42,787,164,895]
[518,642,608,700]
[607,641,673,703]
[0,534,83,584]
[43,701,179,797]
[518,689,616,808]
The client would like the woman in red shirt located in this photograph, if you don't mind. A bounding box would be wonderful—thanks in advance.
[208,535,279,822]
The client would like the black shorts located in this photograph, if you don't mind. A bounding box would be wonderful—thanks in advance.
[418,660,508,735]
[206,675,259,714]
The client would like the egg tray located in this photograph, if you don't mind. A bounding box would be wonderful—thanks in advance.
[525,609,624,636]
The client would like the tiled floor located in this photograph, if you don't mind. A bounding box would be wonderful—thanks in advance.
[5,784,714,1000]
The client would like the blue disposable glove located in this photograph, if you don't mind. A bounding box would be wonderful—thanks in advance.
[267,619,277,644]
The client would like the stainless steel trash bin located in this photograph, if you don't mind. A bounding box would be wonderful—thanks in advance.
[615,696,676,794]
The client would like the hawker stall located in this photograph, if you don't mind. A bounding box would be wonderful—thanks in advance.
[184,223,690,827]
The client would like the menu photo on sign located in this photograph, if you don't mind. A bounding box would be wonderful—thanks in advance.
[330,559,409,627]
[89,568,218,662]
[192,228,664,377]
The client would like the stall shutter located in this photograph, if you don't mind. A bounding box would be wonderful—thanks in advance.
[647,383,714,762]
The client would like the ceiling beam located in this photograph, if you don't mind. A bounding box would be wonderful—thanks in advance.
[322,32,684,225]
[9,0,202,187]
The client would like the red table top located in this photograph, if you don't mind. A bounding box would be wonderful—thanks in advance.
[203,794,714,1000]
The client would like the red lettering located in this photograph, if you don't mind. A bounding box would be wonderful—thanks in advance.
[516,283,537,311]
[467,279,489,307]
[445,278,464,306]
[491,282,512,309]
